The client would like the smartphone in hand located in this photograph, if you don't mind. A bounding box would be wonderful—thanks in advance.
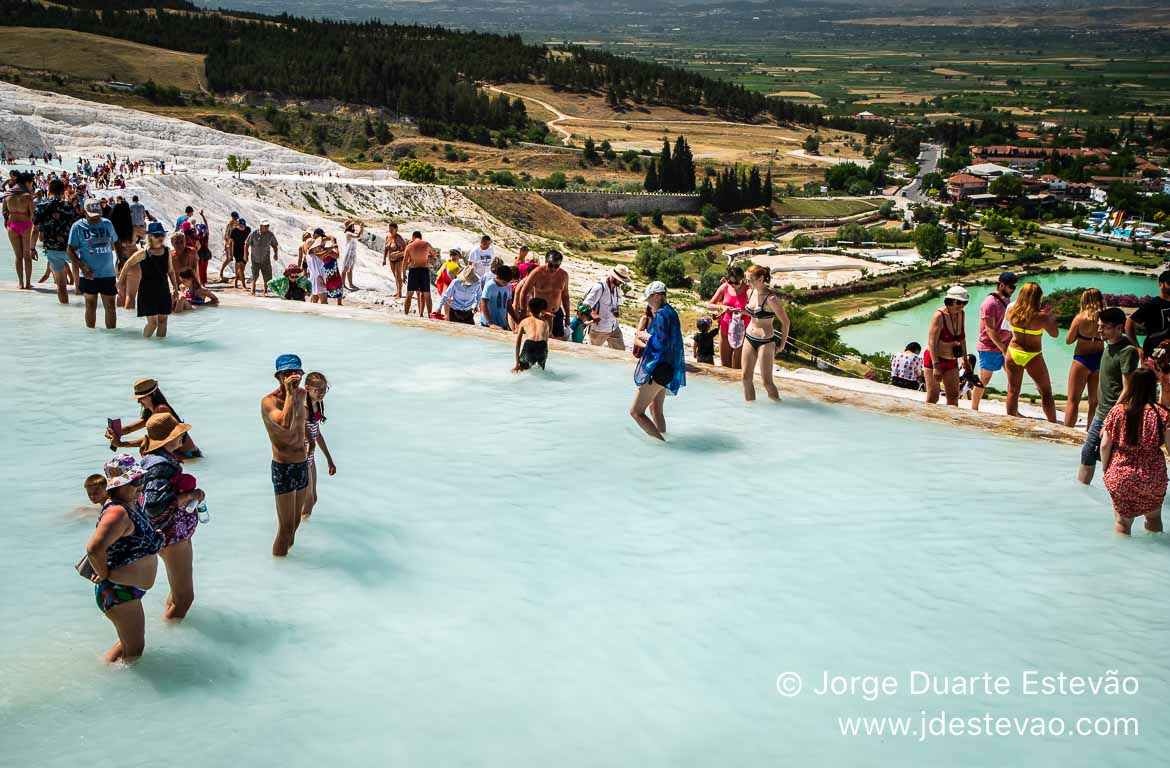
[107,418,122,452]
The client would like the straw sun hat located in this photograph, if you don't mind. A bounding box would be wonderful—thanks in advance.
[140,413,191,453]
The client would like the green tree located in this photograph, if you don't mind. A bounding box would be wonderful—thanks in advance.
[657,255,690,288]
[624,211,642,229]
[651,209,665,228]
[802,134,821,154]
[913,223,948,265]
[837,223,867,245]
[989,174,1024,199]
[397,158,437,183]
[701,203,720,229]
[791,234,816,249]
[583,137,600,165]
[644,161,660,192]
[226,154,252,178]
[635,239,674,279]
[962,237,985,262]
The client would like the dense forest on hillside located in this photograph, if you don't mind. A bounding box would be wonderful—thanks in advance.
[0,0,863,135]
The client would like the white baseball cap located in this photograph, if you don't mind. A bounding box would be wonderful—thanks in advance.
[643,281,666,300]
[84,199,103,215]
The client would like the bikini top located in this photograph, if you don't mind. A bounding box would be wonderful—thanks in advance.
[1011,325,1044,335]
[1077,332,1104,342]
[936,310,965,343]
[745,292,775,320]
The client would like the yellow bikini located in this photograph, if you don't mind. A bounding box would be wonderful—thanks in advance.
[1008,324,1044,366]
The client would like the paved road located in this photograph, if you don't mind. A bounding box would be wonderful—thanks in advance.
[894,142,942,210]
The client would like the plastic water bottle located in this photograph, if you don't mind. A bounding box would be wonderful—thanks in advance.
[196,502,210,524]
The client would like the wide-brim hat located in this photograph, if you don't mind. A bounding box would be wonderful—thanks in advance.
[140,413,191,454]
[458,264,479,285]
[133,377,159,398]
[104,454,144,488]
[610,266,631,284]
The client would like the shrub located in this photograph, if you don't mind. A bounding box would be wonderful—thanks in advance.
[699,267,726,300]
[652,209,665,228]
[701,203,720,229]
[678,216,694,232]
[487,170,517,186]
[397,158,437,183]
[657,255,690,288]
[635,239,674,279]
[624,211,642,228]
[688,249,714,273]
[791,234,816,249]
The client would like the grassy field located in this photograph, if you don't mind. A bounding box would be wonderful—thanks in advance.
[1032,233,1163,268]
[0,27,207,91]
[772,197,881,218]
[460,189,596,241]
[494,82,863,180]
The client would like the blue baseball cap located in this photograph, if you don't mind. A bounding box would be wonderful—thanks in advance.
[274,354,303,375]
[998,271,1018,286]
[238,218,248,227]
[230,211,239,218]
[146,221,167,237]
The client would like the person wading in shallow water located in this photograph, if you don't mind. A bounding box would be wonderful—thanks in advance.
[261,354,309,557]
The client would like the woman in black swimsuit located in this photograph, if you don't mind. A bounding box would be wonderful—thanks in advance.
[119,222,179,338]
[741,265,790,402]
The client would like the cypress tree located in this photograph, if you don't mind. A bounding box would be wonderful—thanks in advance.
[763,168,774,206]
[658,138,676,192]
[644,161,660,192]
[747,166,762,207]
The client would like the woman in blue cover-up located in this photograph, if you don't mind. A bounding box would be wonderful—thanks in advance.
[631,281,686,441]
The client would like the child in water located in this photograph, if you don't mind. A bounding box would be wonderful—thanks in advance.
[958,353,981,400]
[302,371,336,520]
[513,297,551,372]
[83,474,107,513]
[692,317,718,365]
[569,303,592,343]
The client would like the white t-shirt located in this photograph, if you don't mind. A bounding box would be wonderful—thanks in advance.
[468,245,494,280]
[582,279,624,333]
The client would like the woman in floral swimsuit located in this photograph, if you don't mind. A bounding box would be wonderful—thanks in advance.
[1101,369,1170,535]
[139,413,205,619]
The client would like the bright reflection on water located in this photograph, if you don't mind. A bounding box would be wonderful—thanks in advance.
[1,292,1169,767]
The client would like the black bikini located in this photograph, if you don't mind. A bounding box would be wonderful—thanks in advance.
[744,293,783,350]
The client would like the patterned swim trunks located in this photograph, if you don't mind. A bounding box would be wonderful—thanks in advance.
[271,460,309,496]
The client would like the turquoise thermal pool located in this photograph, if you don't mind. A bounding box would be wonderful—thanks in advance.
[838,271,1158,396]
[2,291,1168,767]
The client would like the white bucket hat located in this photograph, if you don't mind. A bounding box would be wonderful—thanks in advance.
[946,285,970,303]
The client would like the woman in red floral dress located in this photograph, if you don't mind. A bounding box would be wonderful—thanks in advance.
[1101,369,1170,535]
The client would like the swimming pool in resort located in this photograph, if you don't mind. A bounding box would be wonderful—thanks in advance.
[2,291,1168,767]
[839,271,1158,397]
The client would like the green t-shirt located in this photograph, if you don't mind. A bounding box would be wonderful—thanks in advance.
[1096,340,1139,420]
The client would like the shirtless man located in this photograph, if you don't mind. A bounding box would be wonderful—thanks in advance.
[382,222,407,298]
[514,250,571,339]
[402,231,437,317]
[261,354,309,557]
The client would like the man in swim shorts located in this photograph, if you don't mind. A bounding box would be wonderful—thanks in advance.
[971,271,1017,411]
[32,178,79,304]
[261,354,309,556]
[514,250,571,340]
[67,200,119,329]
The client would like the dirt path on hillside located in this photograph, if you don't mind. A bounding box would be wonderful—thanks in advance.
[486,85,804,146]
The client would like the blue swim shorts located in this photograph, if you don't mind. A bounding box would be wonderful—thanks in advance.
[45,249,70,272]
[977,350,1005,372]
